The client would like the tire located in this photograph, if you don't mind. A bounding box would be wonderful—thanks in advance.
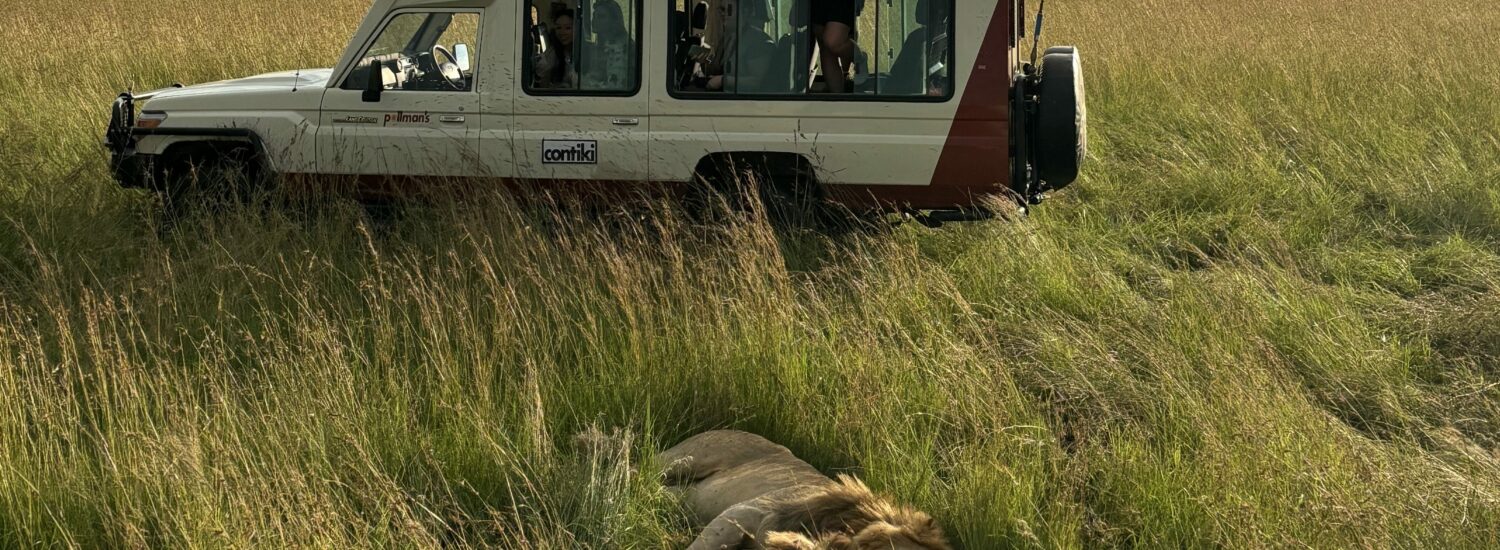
[157,144,266,217]
[696,155,823,232]
[1035,46,1087,191]
[759,162,823,231]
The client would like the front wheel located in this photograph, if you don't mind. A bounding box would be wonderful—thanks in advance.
[156,145,269,216]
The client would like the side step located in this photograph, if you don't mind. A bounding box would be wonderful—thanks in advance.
[907,208,1015,228]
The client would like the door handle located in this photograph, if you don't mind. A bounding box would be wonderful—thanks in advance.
[439,115,467,123]
[611,118,640,126]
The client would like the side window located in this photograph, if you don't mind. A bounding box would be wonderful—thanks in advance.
[671,0,806,95]
[670,0,952,99]
[342,12,481,92]
[523,0,642,94]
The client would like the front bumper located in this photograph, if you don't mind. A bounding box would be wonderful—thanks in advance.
[104,90,273,190]
[105,92,153,189]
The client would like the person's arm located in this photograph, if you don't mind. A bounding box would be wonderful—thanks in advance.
[532,47,555,88]
[560,50,579,89]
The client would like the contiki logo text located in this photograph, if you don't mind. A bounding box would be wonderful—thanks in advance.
[385,112,432,125]
[542,140,599,164]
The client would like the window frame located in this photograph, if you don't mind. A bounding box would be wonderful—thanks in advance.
[519,0,646,98]
[336,8,485,94]
[1015,0,1026,47]
[666,0,958,103]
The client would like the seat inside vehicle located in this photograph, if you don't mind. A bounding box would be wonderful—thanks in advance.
[889,0,950,96]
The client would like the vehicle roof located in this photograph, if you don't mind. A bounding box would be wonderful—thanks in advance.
[371,0,496,12]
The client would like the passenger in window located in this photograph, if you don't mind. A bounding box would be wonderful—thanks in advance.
[533,9,578,89]
[707,0,777,92]
[812,0,863,93]
[692,0,735,88]
[581,0,635,91]
[671,1,710,90]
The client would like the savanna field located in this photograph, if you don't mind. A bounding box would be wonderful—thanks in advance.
[2,0,1499,547]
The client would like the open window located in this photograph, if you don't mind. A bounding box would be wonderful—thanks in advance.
[342,12,481,93]
[522,0,642,94]
[670,0,953,100]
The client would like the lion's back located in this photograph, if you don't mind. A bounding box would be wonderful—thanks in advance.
[662,431,831,523]
[660,430,797,475]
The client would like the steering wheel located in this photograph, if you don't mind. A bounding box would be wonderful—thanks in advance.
[431,45,464,90]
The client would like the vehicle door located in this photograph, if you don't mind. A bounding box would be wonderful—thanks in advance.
[793,0,962,188]
[319,10,487,178]
[513,0,649,183]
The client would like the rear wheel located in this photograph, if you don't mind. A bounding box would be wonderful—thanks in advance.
[758,162,824,231]
[694,154,824,231]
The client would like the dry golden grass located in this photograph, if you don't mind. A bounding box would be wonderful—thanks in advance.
[2,0,1499,548]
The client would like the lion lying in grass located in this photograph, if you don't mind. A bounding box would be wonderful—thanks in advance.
[658,430,951,550]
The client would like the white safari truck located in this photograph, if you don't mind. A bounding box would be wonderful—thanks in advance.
[105,0,1085,220]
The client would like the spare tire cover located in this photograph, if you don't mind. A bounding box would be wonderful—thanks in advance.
[1035,46,1087,190]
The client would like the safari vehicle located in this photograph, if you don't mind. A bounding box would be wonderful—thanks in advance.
[105,0,1086,220]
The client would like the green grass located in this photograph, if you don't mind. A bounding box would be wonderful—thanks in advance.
[3,0,1499,547]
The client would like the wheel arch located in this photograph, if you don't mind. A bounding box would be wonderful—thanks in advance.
[146,130,276,193]
[691,151,819,194]
[142,128,277,174]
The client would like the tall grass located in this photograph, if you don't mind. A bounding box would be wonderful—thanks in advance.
[2,0,1499,547]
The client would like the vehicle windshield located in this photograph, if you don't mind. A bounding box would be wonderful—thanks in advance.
[343,12,481,92]
[368,13,438,57]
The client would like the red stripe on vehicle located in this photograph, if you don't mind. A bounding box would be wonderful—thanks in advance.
[930,2,1012,189]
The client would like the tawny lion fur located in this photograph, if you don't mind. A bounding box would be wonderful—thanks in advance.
[657,430,951,550]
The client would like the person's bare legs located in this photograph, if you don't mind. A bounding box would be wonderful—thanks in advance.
[817,22,853,93]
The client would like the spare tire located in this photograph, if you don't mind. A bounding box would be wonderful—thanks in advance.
[1035,46,1087,190]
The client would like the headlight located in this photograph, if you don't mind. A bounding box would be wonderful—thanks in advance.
[136,111,168,129]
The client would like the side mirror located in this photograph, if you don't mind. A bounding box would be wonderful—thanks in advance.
[454,43,472,72]
[362,60,383,102]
